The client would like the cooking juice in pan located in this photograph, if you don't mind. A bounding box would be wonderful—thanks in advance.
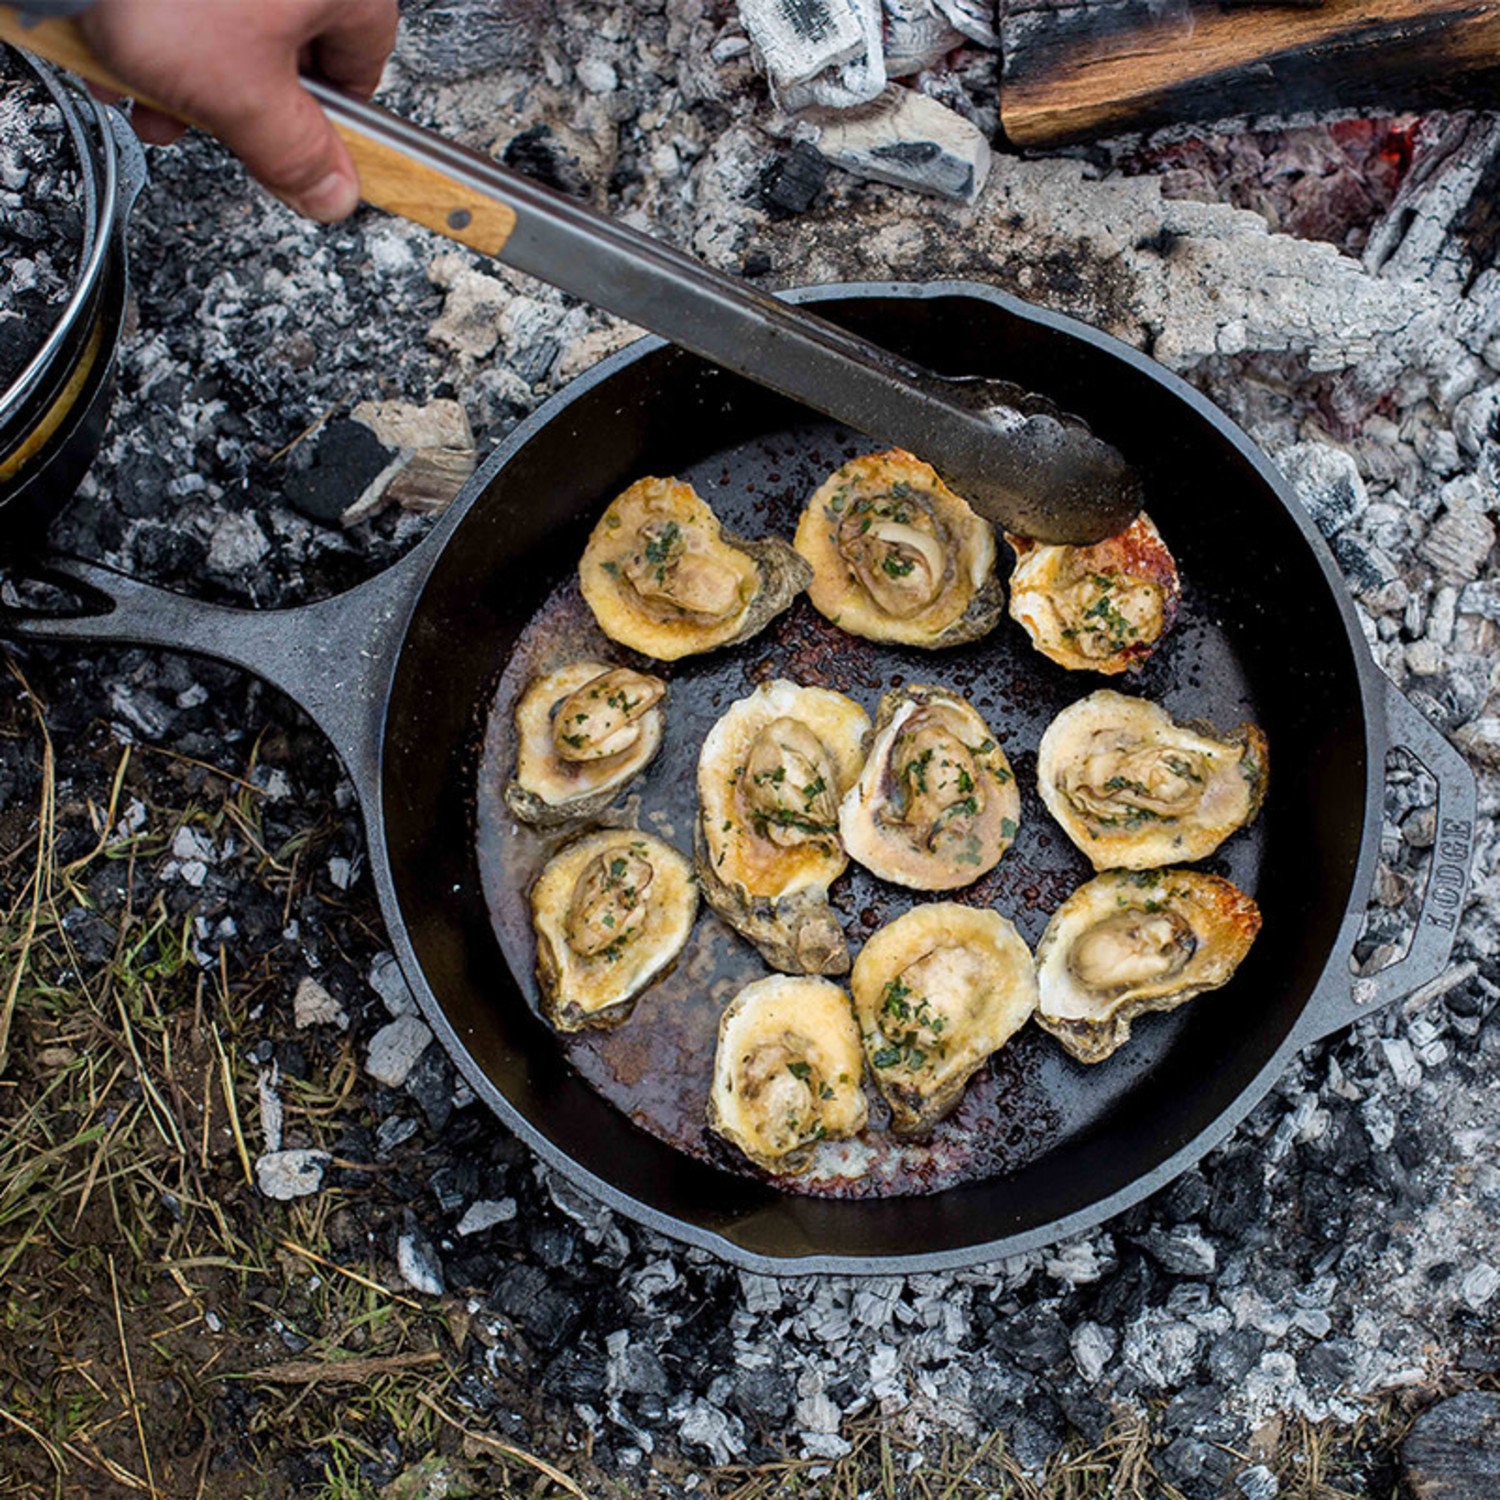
[475,420,1265,1199]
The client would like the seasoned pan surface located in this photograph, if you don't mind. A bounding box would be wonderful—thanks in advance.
[475,416,1264,1199]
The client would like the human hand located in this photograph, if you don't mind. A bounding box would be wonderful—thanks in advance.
[78,0,399,222]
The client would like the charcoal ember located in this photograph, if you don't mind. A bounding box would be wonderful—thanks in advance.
[1158,1433,1240,1500]
[1299,1337,1357,1389]
[1206,1327,1266,1387]
[395,0,542,80]
[757,142,832,219]
[542,1343,608,1404]
[990,1303,1070,1373]
[1402,1391,1500,1500]
[1004,1391,1070,1471]
[616,1344,670,1399]
[502,125,592,199]
[404,1043,454,1133]
[428,1162,478,1215]
[526,1223,577,1269]
[1089,1250,1159,1324]
[1208,1152,1271,1237]
[731,1364,794,1429]
[1278,440,1370,537]
[493,1264,584,1351]
[1133,1226,1218,1277]
[283,418,397,525]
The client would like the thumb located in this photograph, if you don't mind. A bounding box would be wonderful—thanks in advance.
[208,71,360,223]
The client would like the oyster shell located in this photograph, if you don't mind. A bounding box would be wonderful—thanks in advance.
[505,662,667,827]
[707,973,868,1173]
[1007,513,1181,674]
[839,684,1020,891]
[1035,869,1260,1063]
[793,449,1002,647]
[697,679,870,974]
[1038,690,1268,869]
[579,476,811,660]
[531,829,697,1031]
[852,904,1037,1133]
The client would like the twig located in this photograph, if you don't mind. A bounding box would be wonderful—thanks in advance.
[108,1254,159,1498]
[277,1237,421,1310]
[0,1402,64,1474]
[0,661,55,1075]
[210,1022,253,1187]
[231,1350,444,1384]
[416,1391,590,1499]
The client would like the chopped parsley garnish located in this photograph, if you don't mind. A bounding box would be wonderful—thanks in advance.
[643,522,681,566]
[882,553,916,578]
[787,1060,812,1082]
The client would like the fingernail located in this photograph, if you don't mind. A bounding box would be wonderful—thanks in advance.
[296,170,358,223]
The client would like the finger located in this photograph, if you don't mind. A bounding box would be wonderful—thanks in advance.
[129,105,186,146]
[207,63,361,221]
[86,82,124,104]
[309,0,399,99]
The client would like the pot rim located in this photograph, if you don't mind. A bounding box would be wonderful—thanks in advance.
[0,48,118,433]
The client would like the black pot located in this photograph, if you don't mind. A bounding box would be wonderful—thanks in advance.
[2,281,1478,1273]
[0,49,144,547]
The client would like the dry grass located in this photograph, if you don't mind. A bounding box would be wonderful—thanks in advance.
[0,659,1417,1498]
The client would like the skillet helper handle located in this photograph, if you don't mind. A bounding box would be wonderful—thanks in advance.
[1303,680,1478,1044]
[0,10,516,256]
[1,555,424,802]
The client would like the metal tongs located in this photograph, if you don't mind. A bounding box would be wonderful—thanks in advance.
[0,9,1142,543]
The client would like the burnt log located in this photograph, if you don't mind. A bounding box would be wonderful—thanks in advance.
[1000,0,1500,149]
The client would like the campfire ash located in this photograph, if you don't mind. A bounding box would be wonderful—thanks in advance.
[4,0,1500,1494]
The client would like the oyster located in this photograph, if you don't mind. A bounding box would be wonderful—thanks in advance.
[839,684,1020,891]
[852,904,1037,1133]
[707,973,868,1173]
[697,679,870,974]
[530,829,697,1031]
[505,662,667,827]
[1038,690,1268,869]
[579,476,811,660]
[793,449,1002,647]
[1007,513,1181,674]
[1035,869,1261,1063]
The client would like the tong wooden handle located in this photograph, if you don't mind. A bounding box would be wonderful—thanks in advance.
[0,7,516,254]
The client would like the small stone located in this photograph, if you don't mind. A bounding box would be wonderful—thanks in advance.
[428,253,510,361]
[575,56,618,94]
[1238,1463,1279,1500]
[1071,1320,1116,1383]
[1403,1391,1500,1500]
[456,1198,517,1236]
[206,512,271,574]
[396,1215,444,1296]
[171,826,216,865]
[1462,1263,1500,1310]
[255,1149,330,1201]
[1420,502,1495,585]
[1278,440,1369,537]
[369,951,417,1016]
[810,85,990,202]
[293,976,347,1031]
[366,1016,433,1087]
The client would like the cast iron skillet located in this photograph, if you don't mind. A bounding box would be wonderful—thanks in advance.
[3,282,1477,1274]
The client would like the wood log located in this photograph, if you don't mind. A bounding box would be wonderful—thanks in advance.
[1000,0,1500,149]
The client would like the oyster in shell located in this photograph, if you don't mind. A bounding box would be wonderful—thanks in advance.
[1007,513,1180,674]
[1035,869,1260,1063]
[839,684,1019,891]
[505,662,667,827]
[580,476,811,660]
[1038,691,1268,869]
[793,449,1002,648]
[697,679,870,974]
[707,973,868,1173]
[531,829,697,1031]
[852,904,1037,1133]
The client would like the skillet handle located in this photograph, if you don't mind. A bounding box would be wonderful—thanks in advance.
[1302,679,1477,1043]
[0,551,427,805]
